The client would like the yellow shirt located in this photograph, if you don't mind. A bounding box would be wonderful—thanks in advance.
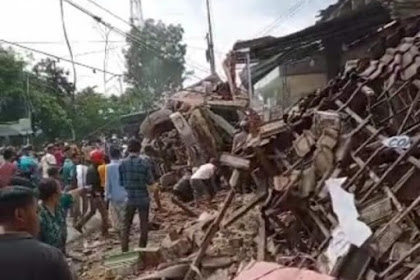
[98,164,107,188]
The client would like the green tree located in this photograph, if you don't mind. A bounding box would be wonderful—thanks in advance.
[73,88,118,138]
[0,47,26,122]
[30,58,75,140]
[124,19,188,108]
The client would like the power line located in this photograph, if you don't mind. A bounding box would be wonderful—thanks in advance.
[77,0,211,75]
[83,0,132,27]
[63,0,210,79]
[254,0,309,36]
[266,0,312,35]
[9,40,126,45]
[71,45,122,58]
[0,39,123,76]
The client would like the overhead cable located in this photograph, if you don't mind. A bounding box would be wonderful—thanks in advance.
[0,39,123,76]
[65,0,211,77]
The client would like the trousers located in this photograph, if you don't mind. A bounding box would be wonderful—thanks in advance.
[110,201,126,234]
[121,203,149,252]
[74,194,109,236]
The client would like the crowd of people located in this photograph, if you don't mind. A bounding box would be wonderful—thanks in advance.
[0,137,163,279]
[0,133,225,280]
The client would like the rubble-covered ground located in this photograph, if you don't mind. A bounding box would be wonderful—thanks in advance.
[67,191,263,280]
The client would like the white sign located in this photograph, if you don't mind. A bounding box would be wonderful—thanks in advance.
[382,135,411,149]
[326,178,372,247]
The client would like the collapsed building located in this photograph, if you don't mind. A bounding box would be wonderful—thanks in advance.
[126,1,420,280]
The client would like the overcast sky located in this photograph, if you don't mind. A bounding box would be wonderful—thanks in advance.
[0,0,336,94]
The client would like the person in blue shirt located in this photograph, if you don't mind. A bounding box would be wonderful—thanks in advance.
[119,138,153,252]
[105,145,127,235]
[18,145,38,179]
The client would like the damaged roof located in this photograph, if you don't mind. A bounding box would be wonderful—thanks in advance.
[233,2,390,61]
[234,2,391,87]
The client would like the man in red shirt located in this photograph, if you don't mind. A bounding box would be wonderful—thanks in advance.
[0,148,17,188]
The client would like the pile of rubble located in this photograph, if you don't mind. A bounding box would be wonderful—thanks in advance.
[224,30,420,279]
[105,26,420,280]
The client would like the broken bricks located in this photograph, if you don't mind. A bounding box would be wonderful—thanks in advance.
[127,22,420,280]
[104,248,163,278]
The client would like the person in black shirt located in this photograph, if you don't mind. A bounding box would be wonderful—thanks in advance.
[74,149,109,236]
[0,186,73,280]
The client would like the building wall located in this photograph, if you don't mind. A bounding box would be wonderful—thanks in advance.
[285,73,328,106]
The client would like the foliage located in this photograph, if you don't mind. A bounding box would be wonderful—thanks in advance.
[124,19,188,107]
[0,47,26,122]
[0,18,189,142]
[72,88,130,139]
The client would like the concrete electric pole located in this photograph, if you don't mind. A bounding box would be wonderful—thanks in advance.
[206,0,216,75]
[130,0,144,28]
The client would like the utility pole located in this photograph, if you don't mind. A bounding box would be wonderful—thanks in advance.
[206,0,216,75]
[130,0,144,28]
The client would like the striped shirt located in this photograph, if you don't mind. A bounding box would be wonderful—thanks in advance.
[119,155,153,207]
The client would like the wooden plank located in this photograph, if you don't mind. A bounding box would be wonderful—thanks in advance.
[379,242,420,279]
[259,120,288,138]
[384,186,420,236]
[222,193,266,228]
[374,223,403,259]
[219,153,250,170]
[345,147,385,189]
[207,99,248,110]
[335,99,420,170]
[257,213,267,261]
[360,137,420,203]
[171,197,199,218]
[390,242,413,262]
[183,190,235,280]
[359,197,393,226]
[229,169,241,189]
[205,109,236,137]
[403,264,420,280]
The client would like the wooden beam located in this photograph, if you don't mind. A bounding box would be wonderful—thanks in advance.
[257,212,267,261]
[378,242,420,279]
[336,99,420,170]
[171,197,199,218]
[222,193,266,228]
[183,190,235,280]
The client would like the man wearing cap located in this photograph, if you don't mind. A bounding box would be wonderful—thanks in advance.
[74,149,109,237]
[0,186,73,280]
[41,144,57,179]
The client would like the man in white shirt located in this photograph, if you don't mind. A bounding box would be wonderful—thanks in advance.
[190,159,219,206]
[75,155,89,216]
[40,144,57,179]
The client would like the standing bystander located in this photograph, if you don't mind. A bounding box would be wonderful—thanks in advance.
[0,147,17,188]
[41,144,57,179]
[119,138,153,251]
[0,186,73,280]
[38,178,81,254]
[74,149,109,237]
[105,146,127,234]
